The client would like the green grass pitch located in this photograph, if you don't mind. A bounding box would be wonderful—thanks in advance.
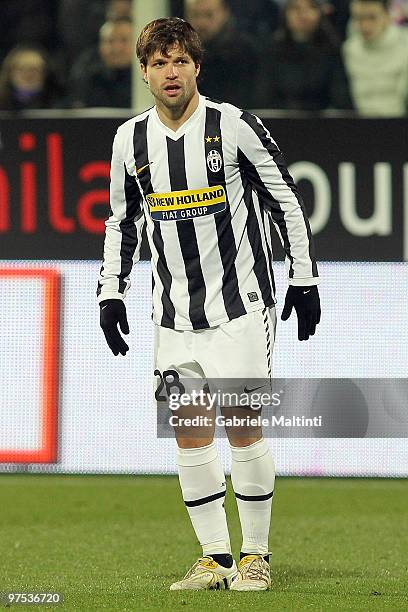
[1,475,407,611]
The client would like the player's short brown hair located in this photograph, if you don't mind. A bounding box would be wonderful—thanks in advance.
[136,17,203,66]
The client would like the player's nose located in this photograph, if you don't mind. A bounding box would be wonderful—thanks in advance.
[166,63,179,78]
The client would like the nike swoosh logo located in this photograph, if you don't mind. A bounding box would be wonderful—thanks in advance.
[303,289,311,294]
[101,305,108,309]
[244,385,266,393]
[136,162,153,175]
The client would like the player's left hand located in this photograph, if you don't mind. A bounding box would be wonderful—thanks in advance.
[281,285,321,341]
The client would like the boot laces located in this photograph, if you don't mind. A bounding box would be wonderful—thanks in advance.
[184,556,213,579]
[243,556,269,581]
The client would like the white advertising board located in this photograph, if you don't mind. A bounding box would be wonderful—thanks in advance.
[1,261,407,476]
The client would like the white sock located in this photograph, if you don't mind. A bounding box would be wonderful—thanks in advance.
[177,442,231,556]
[230,438,275,556]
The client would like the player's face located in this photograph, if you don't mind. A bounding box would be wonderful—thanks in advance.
[141,45,200,110]
[351,1,390,41]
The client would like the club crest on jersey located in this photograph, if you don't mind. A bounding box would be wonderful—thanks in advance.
[206,149,223,173]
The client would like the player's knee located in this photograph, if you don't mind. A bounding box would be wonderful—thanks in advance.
[226,433,263,448]
[176,436,214,449]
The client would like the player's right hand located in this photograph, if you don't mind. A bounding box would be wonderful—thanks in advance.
[99,299,129,356]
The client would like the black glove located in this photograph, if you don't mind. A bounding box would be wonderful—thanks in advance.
[100,299,129,356]
[281,285,321,341]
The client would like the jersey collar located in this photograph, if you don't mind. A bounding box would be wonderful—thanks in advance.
[151,94,205,140]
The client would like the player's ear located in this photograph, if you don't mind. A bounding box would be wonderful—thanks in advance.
[140,62,148,82]
[195,63,200,78]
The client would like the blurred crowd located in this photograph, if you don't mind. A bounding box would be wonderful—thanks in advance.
[0,0,407,115]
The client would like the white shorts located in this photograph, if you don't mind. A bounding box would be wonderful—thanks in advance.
[154,307,276,399]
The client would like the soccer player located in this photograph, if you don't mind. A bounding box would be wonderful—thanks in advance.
[98,17,320,591]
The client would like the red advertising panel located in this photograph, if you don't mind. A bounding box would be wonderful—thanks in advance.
[0,268,60,463]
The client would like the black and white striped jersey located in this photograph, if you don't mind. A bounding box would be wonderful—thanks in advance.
[97,95,319,330]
